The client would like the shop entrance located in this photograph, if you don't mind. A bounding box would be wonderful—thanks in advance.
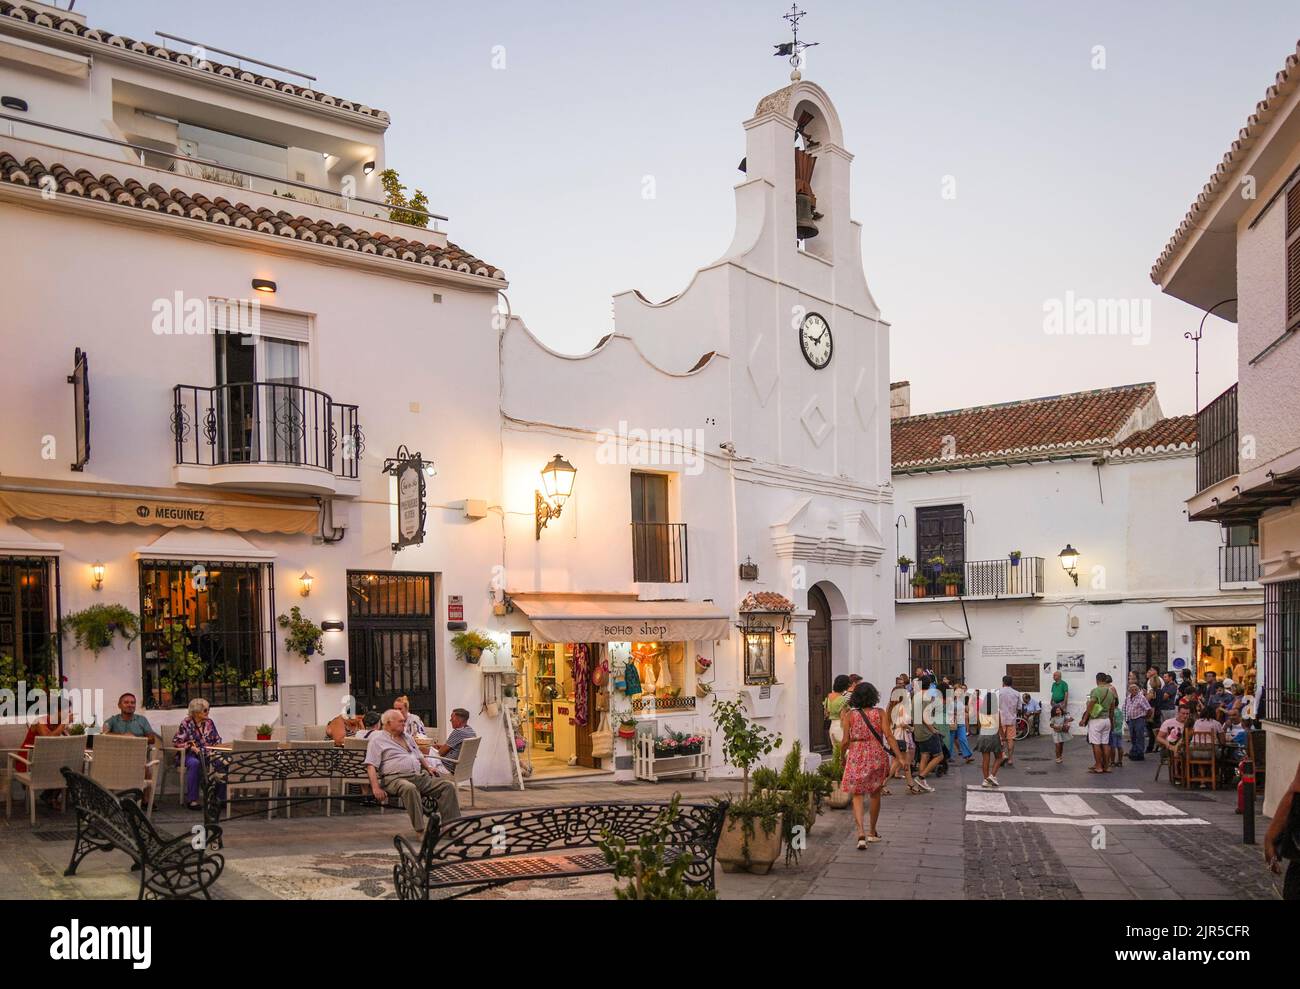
[1195,624,1258,692]
[346,571,437,726]
[808,585,833,754]
[511,634,610,781]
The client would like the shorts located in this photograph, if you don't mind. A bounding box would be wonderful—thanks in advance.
[1109,729,1122,748]
[915,734,942,755]
[1086,718,1111,745]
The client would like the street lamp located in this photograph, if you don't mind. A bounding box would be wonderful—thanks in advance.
[535,454,577,539]
[1058,544,1080,586]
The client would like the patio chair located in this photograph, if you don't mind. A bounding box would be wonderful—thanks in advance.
[155,723,185,806]
[439,735,481,808]
[337,736,376,814]
[290,723,330,742]
[1,722,28,819]
[283,740,333,818]
[227,739,279,819]
[1186,731,1218,789]
[6,735,87,826]
[88,734,160,817]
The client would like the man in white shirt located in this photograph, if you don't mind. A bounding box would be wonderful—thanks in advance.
[365,709,459,833]
[997,676,1021,765]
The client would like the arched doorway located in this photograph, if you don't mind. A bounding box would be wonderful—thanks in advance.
[807,585,833,753]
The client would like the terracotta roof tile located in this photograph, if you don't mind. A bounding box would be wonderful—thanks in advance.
[0,150,505,281]
[0,1,390,123]
[1151,38,1300,283]
[891,383,1156,471]
[1110,415,1197,456]
[739,592,794,613]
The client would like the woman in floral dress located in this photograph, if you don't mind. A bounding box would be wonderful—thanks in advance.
[840,682,903,849]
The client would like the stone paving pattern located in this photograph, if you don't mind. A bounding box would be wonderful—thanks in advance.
[0,737,1283,900]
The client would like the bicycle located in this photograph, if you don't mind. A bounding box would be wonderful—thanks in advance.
[1014,715,1031,741]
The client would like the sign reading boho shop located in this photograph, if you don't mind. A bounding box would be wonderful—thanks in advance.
[384,446,430,551]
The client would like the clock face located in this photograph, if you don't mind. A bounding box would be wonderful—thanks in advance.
[799,312,833,369]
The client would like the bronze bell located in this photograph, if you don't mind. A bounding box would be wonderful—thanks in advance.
[796,192,820,240]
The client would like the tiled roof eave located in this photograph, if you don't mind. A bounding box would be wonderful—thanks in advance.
[892,439,1115,472]
[1109,442,1197,460]
[1150,39,1300,284]
[0,179,507,289]
[0,3,390,126]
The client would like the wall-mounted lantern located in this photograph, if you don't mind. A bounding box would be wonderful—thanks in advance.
[298,571,314,597]
[90,561,105,591]
[251,278,277,294]
[363,160,376,175]
[782,629,796,647]
[535,453,577,539]
[1058,544,1080,586]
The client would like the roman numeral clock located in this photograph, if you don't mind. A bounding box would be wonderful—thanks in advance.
[799,312,833,369]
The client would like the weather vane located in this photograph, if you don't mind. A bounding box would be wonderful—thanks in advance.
[774,4,818,81]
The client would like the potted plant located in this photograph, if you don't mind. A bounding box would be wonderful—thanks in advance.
[941,570,961,596]
[159,620,202,705]
[653,735,680,758]
[255,723,273,741]
[897,555,913,573]
[695,655,712,675]
[61,604,141,656]
[240,668,277,704]
[617,715,638,740]
[696,681,713,698]
[927,555,945,575]
[0,654,24,692]
[278,606,324,662]
[819,743,850,809]
[911,573,928,598]
[1008,550,1022,566]
[450,629,495,664]
[711,697,784,874]
[68,722,86,737]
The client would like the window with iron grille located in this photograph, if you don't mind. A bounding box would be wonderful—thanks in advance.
[909,639,965,683]
[1263,579,1300,730]
[0,556,62,689]
[137,559,276,710]
[1126,630,1169,678]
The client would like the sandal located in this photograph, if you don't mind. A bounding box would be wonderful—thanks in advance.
[867,833,882,843]
[880,786,893,796]
[907,780,922,794]
[856,835,867,850]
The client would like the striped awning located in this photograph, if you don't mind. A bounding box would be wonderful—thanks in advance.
[0,477,319,536]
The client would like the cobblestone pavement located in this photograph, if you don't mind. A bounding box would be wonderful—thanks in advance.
[0,736,1283,900]
[800,735,1284,901]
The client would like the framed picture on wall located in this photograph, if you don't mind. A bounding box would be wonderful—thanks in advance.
[1056,652,1085,673]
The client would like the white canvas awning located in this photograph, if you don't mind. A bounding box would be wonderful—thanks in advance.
[1170,603,1264,624]
[508,593,730,643]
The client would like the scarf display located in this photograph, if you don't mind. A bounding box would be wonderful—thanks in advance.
[570,643,591,726]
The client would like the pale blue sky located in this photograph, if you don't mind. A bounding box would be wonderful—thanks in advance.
[86,1,1299,416]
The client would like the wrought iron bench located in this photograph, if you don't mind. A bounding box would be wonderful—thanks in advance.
[60,768,225,900]
[201,748,444,826]
[392,800,728,900]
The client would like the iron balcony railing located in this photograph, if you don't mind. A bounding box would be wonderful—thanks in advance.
[1220,544,1261,587]
[631,522,689,584]
[898,557,1045,601]
[172,382,362,479]
[1197,383,1238,492]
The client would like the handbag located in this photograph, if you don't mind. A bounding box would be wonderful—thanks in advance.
[590,713,613,759]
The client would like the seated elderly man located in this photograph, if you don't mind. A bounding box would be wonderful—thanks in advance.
[429,708,477,777]
[365,709,459,833]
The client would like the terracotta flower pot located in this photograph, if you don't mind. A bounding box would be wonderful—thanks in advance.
[944,585,959,597]
[913,586,927,598]
[716,812,784,875]
[257,733,272,741]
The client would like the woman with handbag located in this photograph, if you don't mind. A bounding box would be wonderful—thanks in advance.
[839,681,904,850]
[1264,760,1300,900]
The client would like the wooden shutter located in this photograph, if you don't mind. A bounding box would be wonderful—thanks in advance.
[1289,236,1300,322]
[1287,182,1300,237]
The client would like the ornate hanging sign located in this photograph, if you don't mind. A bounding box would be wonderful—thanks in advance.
[383,445,431,551]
